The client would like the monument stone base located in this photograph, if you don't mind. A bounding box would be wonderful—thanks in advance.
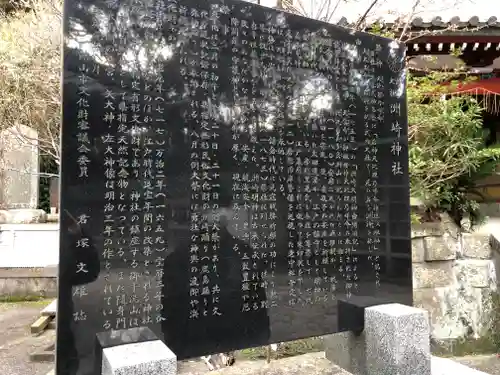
[96,327,177,375]
[325,331,366,375]
[325,303,489,375]
[102,340,176,375]
[365,303,431,375]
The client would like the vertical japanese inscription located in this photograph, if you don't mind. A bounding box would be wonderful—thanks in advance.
[72,61,92,323]
[360,41,382,288]
[60,0,411,370]
[186,4,223,320]
[151,75,168,325]
[101,60,119,329]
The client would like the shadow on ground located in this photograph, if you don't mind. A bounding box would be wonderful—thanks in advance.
[0,301,54,375]
[2,301,500,375]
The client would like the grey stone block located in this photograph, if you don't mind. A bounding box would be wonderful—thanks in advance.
[456,260,492,288]
[412,222,444,238]
[324,331,366,375]
[412,238,425,263]
[365,303,431,375]
[490,233,500,252]
[102,340,176,375]
[424,235,455,261]
[413,262,454,288]
[413,288,444,332]
[440,213,460,236]
[431,356,490,375]
[6,209,47,223]
[462,234,491,259]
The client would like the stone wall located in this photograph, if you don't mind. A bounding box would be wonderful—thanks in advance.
[0,223,59,267]
[0,266,57,298]
[412,214,498,341]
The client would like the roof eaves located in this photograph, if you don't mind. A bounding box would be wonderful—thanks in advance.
[335,16,500,29]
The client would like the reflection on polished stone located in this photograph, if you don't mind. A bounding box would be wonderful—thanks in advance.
[94,327,159,375]
[58,0,410,374]
[96,327,159,348]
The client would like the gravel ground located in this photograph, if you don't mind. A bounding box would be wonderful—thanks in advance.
[455,354,500,375]
[0,301,54,375]
[180,352,351,375]
[1,301,499,375]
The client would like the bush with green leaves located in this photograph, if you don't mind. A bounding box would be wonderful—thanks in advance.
[408,71,500,228]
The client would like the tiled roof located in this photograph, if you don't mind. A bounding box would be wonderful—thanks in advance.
[335,16,500,29]
[328,0,500,26]
[257,0,500,28]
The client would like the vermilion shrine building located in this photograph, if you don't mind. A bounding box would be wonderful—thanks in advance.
[367,16,500,200]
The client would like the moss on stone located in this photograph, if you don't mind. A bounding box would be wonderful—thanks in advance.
[488,291,500,351]
[432,291,500,357]
[431,336,497,357]
[0,295,49,303]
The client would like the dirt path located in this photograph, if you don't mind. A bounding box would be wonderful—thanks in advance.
[1,301,499,375]
[455,354,500,375]
[0,301,54,375]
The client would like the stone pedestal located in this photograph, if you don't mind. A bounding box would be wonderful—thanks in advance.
[0,124,39,209]
[96,327,177,375]
[325,303,431,375]
[102,340,176,375]
[324,331,366,375]
[365,304,431,375]
[431,356,490,375]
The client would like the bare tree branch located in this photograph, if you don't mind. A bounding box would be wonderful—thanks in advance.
[4,167,58,178]
[0,0,61,168]
[354,0,380,30]
[398,0,421,41]
[324,0,342,23]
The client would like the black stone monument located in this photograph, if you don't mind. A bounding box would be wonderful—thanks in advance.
[58,0,410,373]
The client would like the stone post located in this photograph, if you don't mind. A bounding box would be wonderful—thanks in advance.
[96,327,177,375]
[325,303,431,375]
[102,340,176,375]
[0,125,39,209]
[365,304,431,375]
[324,331,366,375]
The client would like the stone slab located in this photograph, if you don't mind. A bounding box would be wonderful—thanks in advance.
[455,260,492,288]
[412,238,425,263]
[431,356,490,375]
[365,303,431,375]
[412,222,445,238]
[324,331,366,375]
[0,124,39,209]
[413,288,443,331]
[6,209,47,224]
[424,235,455,261]
[0,266,57,278]
[413,262,454,288]
[490,233,500,252]
[30,315,52,334]
[29,343,55,362]
[214,352,352,375]
[0,223,59,231]
[455,354,500,375]
[0,275,57,298]
[41,299,57,317]
[102,340,176,375]
[0,224,58,268]
[461,234,491,259]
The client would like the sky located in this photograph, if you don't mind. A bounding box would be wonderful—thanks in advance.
[254,0,500,24]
